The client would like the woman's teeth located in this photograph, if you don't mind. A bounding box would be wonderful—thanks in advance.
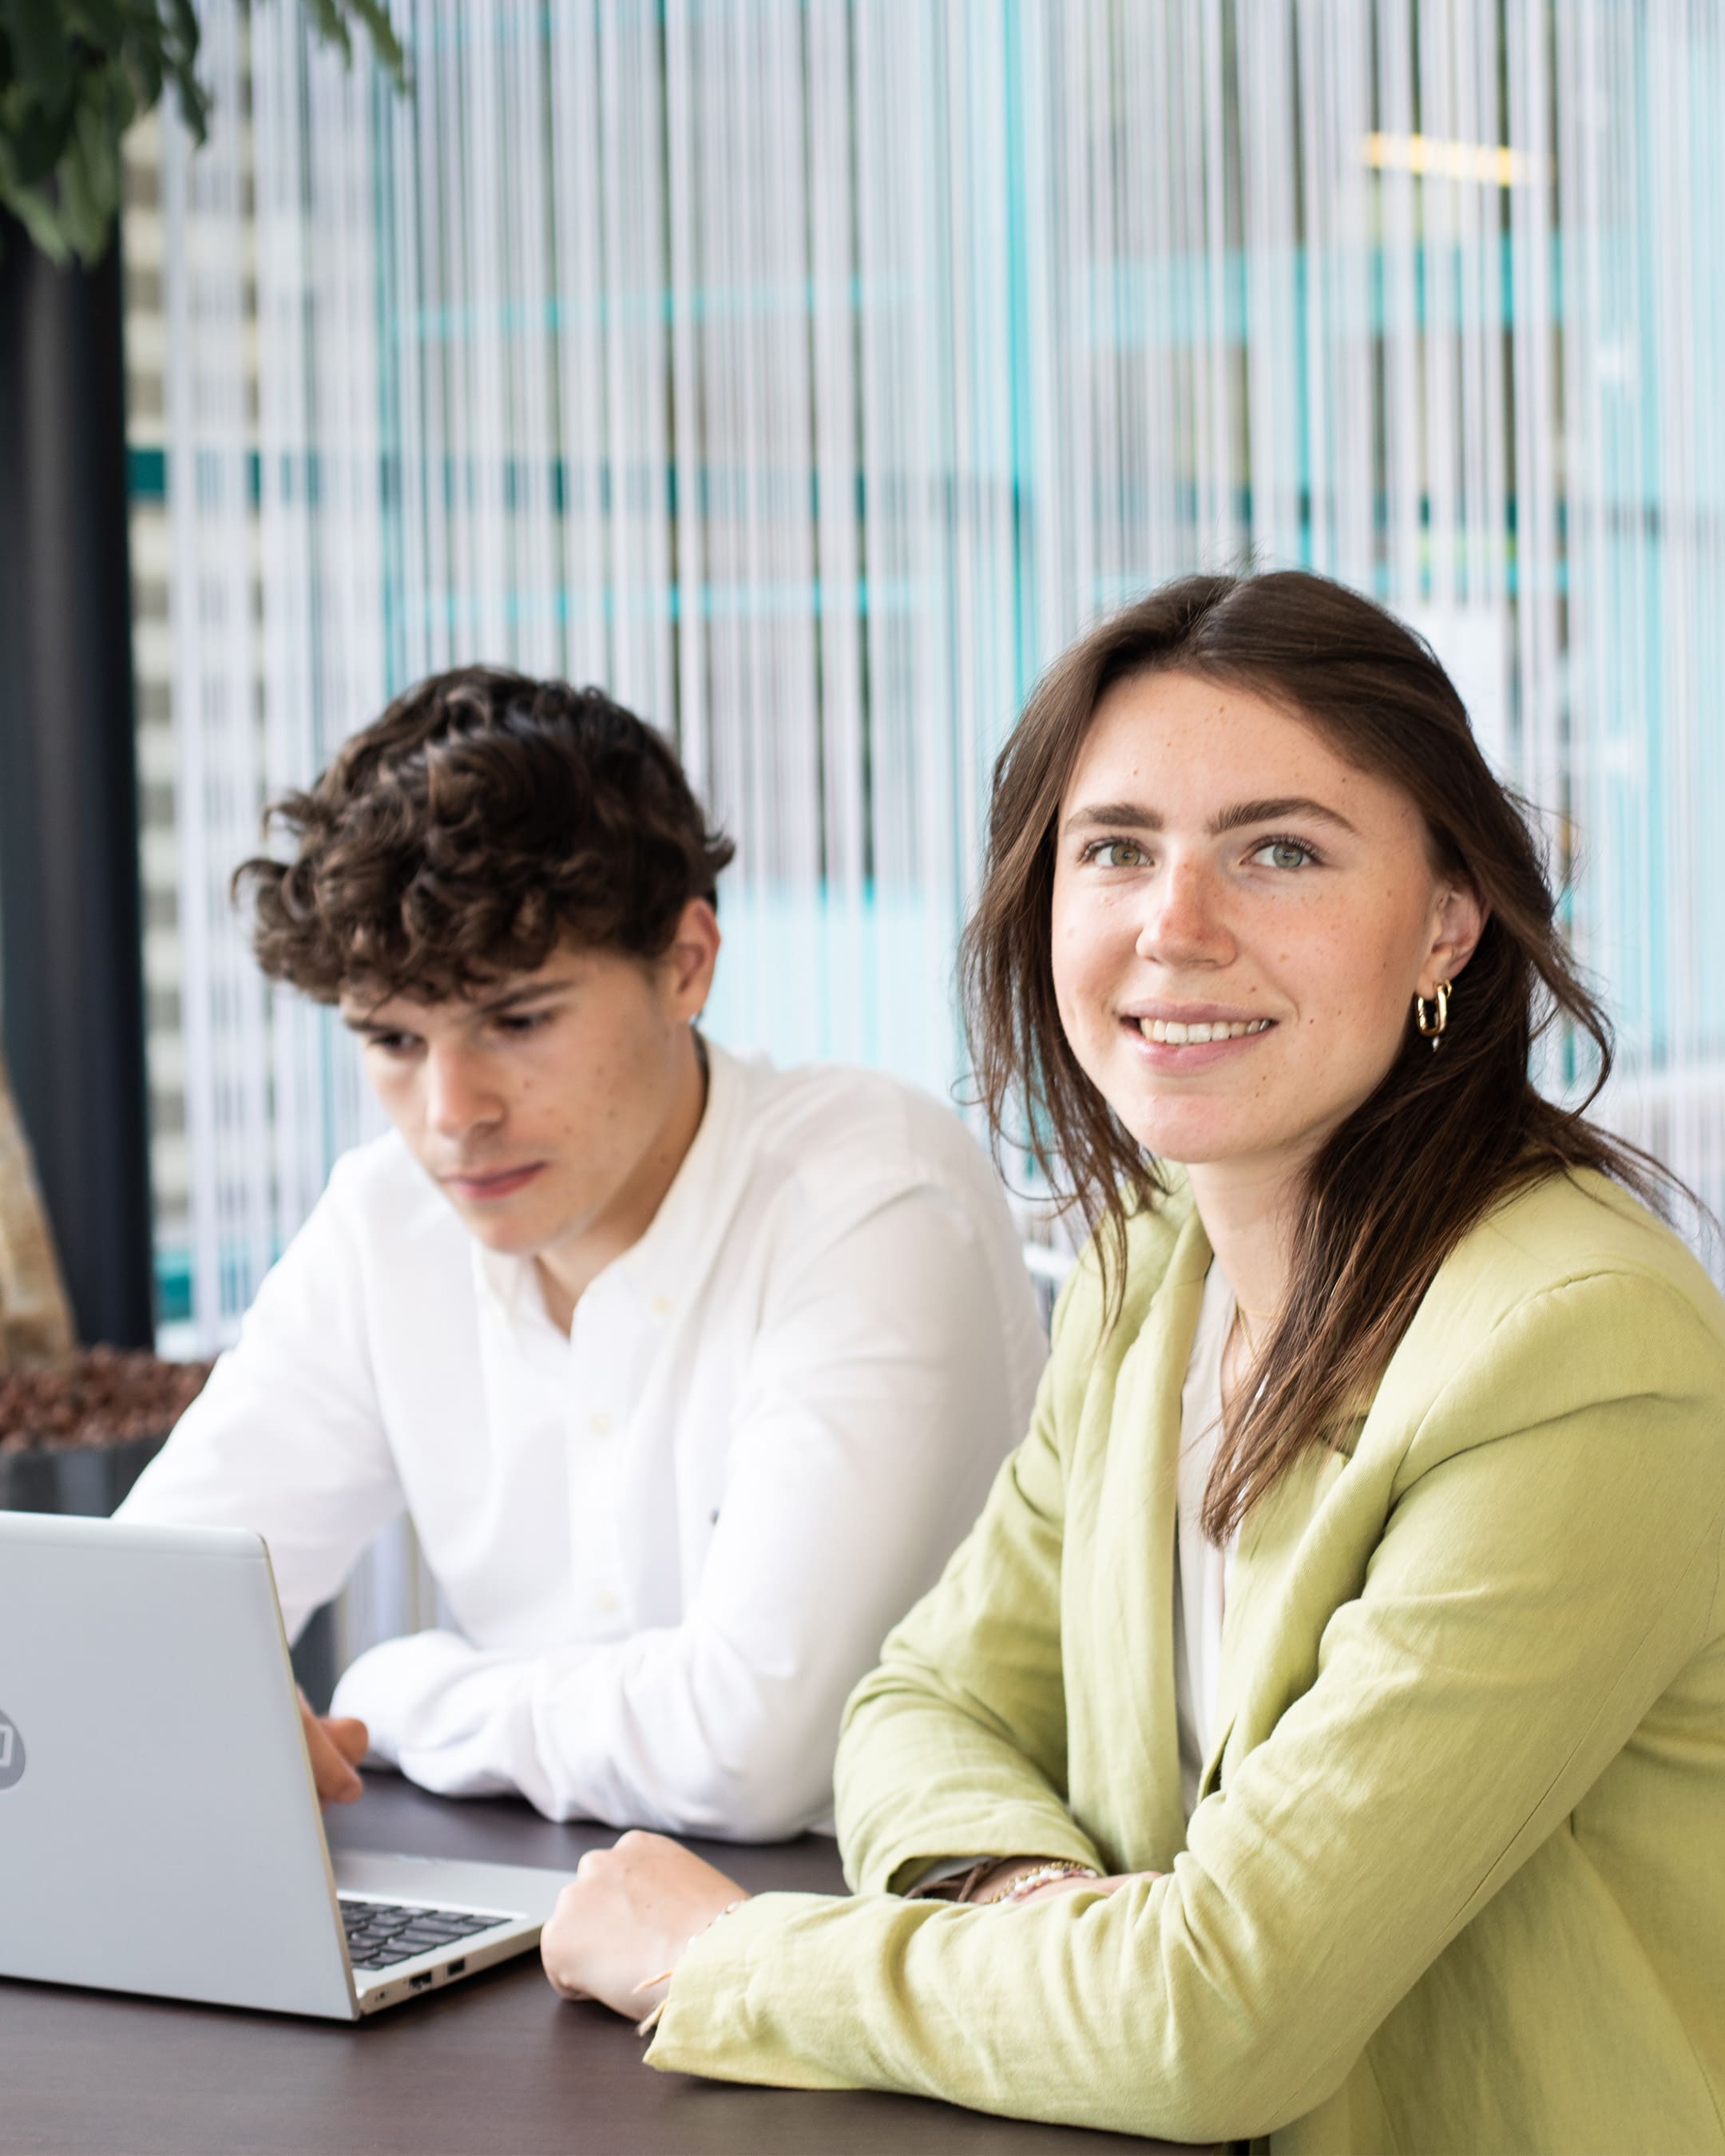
[1138,1017,1272,1044]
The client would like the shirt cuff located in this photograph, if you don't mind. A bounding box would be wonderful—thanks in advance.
[330,1628,537,1797]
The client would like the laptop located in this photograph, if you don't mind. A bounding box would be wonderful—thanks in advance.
[0,1511,567,2018]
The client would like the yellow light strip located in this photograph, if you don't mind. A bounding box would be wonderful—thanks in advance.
[1362,132,1549,188]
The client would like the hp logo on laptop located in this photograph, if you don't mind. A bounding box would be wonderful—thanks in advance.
[0,1710,25,1790]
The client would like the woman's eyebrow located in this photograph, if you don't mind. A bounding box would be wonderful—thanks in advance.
[1061,794,1360,838]
[1210,795,1360,838]
[1061,799,1163,835]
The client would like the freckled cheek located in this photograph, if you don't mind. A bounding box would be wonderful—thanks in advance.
[1281,914,1378,1018]
[1051,940,1117,1046]
[1060,893,1136,981]
[1283,927,1410,1084]
[1049,890,1082,961]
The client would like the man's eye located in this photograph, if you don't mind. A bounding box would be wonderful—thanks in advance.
[1085,838,1148,869]
[495,1011,551,1036]
[367,1033,418,1056]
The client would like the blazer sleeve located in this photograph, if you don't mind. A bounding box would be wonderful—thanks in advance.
[834,1270,1105,1893]
[646,1269,1725,2144]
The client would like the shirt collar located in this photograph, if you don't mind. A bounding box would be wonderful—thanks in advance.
[470,1032,744,1333]
[606,1034,743,1305]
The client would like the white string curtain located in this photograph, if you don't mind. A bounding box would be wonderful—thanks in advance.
[158,0,1725,1325]
[1557,2,1725,1229]
[161,3,273,1338]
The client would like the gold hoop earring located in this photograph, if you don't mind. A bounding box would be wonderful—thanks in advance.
[1414,980,1452,1041]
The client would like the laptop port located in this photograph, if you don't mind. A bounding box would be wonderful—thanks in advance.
[446,1958,466,1976]
[409,1969,434,1991]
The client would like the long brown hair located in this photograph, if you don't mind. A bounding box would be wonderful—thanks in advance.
[962,571,1684,1540]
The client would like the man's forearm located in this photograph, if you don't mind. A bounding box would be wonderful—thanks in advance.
[330,1623,839,1837]
[331,1631,537,1800]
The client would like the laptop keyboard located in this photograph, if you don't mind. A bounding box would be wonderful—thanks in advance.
[339,1896,506,1972]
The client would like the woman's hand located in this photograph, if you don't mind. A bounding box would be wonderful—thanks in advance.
[541,1830,748,2019]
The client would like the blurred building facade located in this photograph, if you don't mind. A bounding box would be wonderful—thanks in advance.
[128,0,1725,1355]
[121,117,184,1316]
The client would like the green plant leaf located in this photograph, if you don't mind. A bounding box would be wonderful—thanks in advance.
[0,0,73,111]
[8,93,71,186]
[351,0,406,84]
[5,184,72,258]
[304,0,352,65]
[56,83,122,258]
[64,0,124,43]
[2,0,408,264]
[159,0,208,139]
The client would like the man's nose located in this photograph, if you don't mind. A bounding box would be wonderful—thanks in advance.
[422,1048,502,1137]
[1134,857,1234,966]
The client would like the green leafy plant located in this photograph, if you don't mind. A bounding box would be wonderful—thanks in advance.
[0,0,405,264]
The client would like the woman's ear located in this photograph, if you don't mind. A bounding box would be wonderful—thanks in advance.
[1423,882,1487,993]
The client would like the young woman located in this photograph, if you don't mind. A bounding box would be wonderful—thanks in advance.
[537,573,1725,2152]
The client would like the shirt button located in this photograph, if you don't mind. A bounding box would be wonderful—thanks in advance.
[651,1295,672,1320]
[589,1409,613,1435]
[593,1590,620,1615]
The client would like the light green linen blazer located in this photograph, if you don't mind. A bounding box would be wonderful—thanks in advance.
[648,1170,1725,2153]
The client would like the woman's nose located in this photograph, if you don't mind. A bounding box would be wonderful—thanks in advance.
[1134,858,1234,966]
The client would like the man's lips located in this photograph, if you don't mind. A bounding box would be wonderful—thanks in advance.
[441,1163,547,1200]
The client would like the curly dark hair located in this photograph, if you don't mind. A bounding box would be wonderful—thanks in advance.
[236,668,735,1003]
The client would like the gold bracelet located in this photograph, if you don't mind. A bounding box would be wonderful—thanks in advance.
[634,1896,748,2037]
[978,1860,1101,1907]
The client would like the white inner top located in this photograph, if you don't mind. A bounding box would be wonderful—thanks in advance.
[1173,1260,1239,1817]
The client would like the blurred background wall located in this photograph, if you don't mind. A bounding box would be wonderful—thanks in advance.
[123,1,1724,1385]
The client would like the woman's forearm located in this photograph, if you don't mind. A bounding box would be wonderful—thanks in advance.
[835,1682,1104,1893]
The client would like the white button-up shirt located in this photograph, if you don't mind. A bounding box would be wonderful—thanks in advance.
[123,1044,1046,1839]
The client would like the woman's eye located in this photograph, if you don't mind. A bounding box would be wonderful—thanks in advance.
[1251,837,1318,871]
[1086,838,1148,870]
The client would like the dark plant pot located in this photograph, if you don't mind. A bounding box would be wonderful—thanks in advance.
[0,1430,339,1710]
[0,1428,167,1516]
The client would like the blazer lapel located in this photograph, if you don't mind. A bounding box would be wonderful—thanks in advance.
[1080,1203,1212,1870]
[1202,1437,1352,1797]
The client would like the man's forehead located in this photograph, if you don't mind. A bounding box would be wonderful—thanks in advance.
[340,957,589,1025]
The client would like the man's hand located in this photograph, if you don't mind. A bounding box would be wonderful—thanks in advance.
[541,1830,747,2019]
[298,1689,369,1805]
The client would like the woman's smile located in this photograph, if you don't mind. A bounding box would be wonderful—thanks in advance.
[1118,1009,1278,1069]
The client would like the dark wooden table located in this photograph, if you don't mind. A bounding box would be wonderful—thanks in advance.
[0,1769,1196,2154]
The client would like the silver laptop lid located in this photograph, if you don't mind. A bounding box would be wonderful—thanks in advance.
[0,1512,355,2019]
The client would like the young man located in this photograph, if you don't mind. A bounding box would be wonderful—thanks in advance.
[122,668,1045,1840]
